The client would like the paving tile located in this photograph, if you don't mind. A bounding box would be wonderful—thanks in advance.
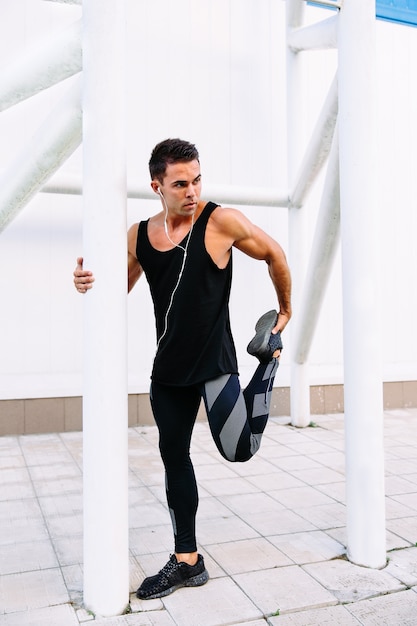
[204,537,292,574]
[295,501,346,529]
[269,485,336,509]
[0,514,49,547]
[0,604,79,626]
[195,463,241,482]
[199,476,259,496]
[0,481,34,501]
[315,480,346,502]
[128,501,171,529]
[196,496,233,520]
[217,491,284,518]
[197,514,260,544]
[385,475,417,495]
[246,470,306,492]
[267,454,324,473]
[0,498,43,525]
[390,491,417,512]
[290,466,345,487]
[268,604,362,625]
[385,496,416,519]
[346,587,417,625]
[309,451,346,473]
[269,530,345,564]
[93,612,176,626]
[232,621,269,626]
[385,528,413,551]
[52,535,83,567]
[0,539,59,575]
[0,454,26,471]
[222,456,278,478]
[61,563,84,605]
[284,441,337,456]
[38,492,83,517]
[243,507,316,536]
[386,516,417,544]
[129,524,174,556]
[303,558,405,603]
[31,475,83,498]
[0,568,69,613]
[233,564,336,615]
[46,512,83,538]
[162,576,262,626]
[385,545,417,586]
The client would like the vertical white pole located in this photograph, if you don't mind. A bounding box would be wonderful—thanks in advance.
[338,0,386,567]
[286,0,311,427]
[82,0,129,616]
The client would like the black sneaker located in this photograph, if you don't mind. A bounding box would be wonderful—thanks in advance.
[247,310,283,363]
[136,554,209,600]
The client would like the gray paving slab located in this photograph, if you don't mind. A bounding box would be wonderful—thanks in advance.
[346,587,417,625]
[1,409,417,626]
[303,558,405,603]
[268,604,362,625]
[233,564,337,615]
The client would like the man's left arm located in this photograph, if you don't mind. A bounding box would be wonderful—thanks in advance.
[225,208,292,333]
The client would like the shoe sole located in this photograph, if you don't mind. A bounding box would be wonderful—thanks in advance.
[247,310,278,360]
[137,569,209,600]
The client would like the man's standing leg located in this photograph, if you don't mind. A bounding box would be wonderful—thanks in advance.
[136,383,209,600]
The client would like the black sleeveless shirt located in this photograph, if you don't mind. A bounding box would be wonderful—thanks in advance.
[136,201,238,386]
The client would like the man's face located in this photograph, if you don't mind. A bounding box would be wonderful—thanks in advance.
[156,160,202,217]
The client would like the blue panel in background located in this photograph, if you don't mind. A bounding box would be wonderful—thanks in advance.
[376,0,417,26]
[308,1,417,27]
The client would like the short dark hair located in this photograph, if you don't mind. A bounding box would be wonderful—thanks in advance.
[149,138,199,182]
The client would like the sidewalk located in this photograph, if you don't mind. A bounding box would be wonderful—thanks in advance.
[1,408,417,626]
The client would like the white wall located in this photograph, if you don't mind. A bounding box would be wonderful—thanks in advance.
[0,1,416,400]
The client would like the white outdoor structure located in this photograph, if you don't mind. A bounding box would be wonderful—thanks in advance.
[0,0,416,616]
[81,0,129,616]
[286,0,386,567]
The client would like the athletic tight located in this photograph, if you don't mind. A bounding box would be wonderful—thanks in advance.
[150,359,279,553]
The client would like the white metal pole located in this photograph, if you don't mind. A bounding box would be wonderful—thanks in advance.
[290,74,338,209]
[82,0,129,616]
[294,128,340,364]
[287,0,310,427]
[338,0,386,568]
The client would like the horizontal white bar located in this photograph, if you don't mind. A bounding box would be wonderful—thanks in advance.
[288,15,338,51]
[42,175,290,208]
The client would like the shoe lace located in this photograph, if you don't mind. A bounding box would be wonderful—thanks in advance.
[158,555,178,581]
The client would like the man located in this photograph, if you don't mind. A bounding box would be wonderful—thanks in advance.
[74,138,291,600]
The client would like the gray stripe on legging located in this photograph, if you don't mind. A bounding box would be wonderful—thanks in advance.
[219,392,247,462]
[204,374,230,411]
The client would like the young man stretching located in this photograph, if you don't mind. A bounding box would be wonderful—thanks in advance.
[74,138,292,600]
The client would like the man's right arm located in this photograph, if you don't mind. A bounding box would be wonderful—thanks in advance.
[73,257,95,293]
[73,223,143,294]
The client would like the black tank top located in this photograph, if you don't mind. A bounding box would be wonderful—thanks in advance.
[136,201,238,386]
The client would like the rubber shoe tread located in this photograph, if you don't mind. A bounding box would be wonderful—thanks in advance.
[136,553,209,600]
[247,309,283,363]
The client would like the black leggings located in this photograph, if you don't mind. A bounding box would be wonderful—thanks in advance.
[150,359,279,553]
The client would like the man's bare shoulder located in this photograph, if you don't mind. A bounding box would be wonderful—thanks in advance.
[209,205,253,239]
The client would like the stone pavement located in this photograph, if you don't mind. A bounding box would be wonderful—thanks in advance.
[1,408,417,626]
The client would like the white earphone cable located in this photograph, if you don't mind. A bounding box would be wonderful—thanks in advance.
[157,191,195,349]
